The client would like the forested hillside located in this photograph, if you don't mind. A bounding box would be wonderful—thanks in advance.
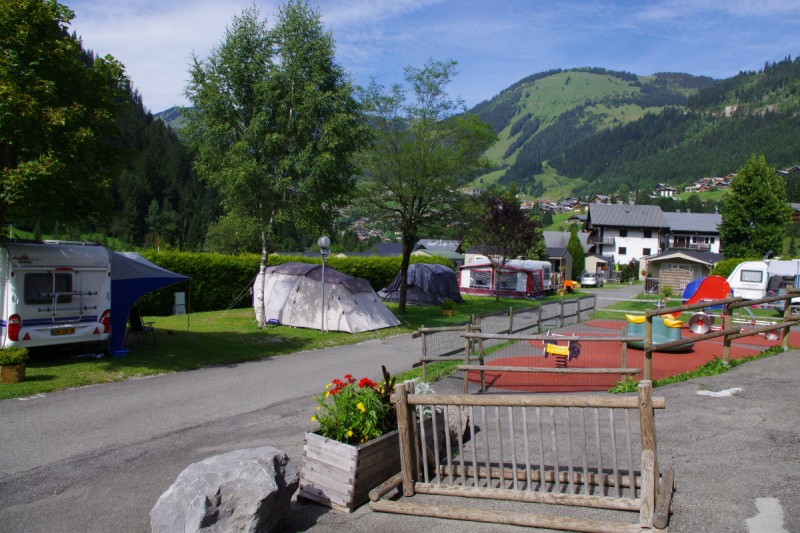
[90,58,800,250]
[470,58,800,199]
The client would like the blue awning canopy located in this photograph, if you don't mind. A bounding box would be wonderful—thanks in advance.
[109,252,188,355]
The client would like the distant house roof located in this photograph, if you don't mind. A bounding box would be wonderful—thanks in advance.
[374,242,403,256]
[587,204,668,229]
[542,230,590,253]
[546,247,568,259]
[644,250,724,267]
[662,212,722,234]
[415,239,461,253]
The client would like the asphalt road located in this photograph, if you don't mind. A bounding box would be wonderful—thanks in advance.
[1,285,798,532]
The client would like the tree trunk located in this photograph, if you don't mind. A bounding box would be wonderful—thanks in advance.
[398,235,415,313]
[257,227,269,328]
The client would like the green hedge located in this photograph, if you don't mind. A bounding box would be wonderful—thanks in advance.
[136,251,453,315]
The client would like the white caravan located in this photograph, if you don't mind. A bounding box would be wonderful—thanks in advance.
[726,259,800,306]
[0,241,112,349]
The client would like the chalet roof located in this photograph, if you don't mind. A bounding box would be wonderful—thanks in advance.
[542,230,590,252]
[662,212,721,234]
[587,204,668,229]
[644,250,724,266]
[546,247,568,259]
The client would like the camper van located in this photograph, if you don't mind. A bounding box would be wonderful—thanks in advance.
[726,259,800,307]
[0,241,112,349]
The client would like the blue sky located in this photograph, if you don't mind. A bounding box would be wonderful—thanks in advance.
[66,0,800,113]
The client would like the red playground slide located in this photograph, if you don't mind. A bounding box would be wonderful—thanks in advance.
[669,275,731,319]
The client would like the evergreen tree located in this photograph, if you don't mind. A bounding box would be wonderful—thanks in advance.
[567,227,586,280]
[719,155,790,258]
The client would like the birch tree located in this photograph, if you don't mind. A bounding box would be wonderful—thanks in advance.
[184,2,365,326]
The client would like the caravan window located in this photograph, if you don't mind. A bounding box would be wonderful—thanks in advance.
[498,272,518,290]
[24,273,73,305]
[469,270,491,288]
[740,270,763,283]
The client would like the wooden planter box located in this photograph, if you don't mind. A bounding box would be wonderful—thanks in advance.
[0,364,25,384]
[299,429,401,513]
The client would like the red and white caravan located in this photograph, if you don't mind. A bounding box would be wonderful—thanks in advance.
[0,241,112,349]
[458,259,549,299]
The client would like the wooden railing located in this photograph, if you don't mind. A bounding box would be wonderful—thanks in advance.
[371,380,674,531]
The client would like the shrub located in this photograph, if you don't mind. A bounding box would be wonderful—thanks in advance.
[136,251,454,315]
[0,347,29,366]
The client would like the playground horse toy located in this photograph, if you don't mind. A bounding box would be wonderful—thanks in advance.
[543,333,581,368]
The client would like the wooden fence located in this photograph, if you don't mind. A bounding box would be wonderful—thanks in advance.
[415,296,596,381]
[370,380,674,531]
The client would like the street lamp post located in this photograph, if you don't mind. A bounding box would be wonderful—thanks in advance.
[318,236,331,333]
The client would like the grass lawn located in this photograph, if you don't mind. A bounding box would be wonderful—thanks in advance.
[0,293,587,400]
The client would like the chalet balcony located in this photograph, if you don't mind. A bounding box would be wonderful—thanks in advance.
[666,242,712,252]
[587,235,615,245]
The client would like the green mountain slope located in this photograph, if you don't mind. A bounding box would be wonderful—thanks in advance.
[469,67,717,198]
[470,58,800,200]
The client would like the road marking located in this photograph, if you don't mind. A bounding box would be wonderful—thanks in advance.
[746,498,788,533]
[696,387,743,397]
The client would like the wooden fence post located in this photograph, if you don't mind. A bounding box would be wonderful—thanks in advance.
[559,299,565,328]
[420,325,427,382]
[782,291,796,350]
[644,315,653,381]
[463,324,471,394]
[722,302,734,363]
[537,304,543,333]
[508,307,514,334]
[638,380,658,528]
[395,381,417,496]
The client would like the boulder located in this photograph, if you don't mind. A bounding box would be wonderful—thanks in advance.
[150,446,298,533]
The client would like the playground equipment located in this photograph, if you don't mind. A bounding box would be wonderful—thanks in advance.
[625,314,694,352]
[543,333,581,367]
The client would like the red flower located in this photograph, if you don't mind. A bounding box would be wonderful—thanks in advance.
[359,377,377,389]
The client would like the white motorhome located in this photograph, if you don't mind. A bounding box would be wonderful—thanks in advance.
[726,259,800,306]
[0,241,112,349]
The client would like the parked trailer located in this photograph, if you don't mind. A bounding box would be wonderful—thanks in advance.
[0,241,112,349]
[726,259,800,308]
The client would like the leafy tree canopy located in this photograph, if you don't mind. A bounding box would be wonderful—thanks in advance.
[0,0,129,228]
[719,154,790,258]
[358,58,496,310]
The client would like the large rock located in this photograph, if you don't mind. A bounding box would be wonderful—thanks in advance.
[150,446,299,533]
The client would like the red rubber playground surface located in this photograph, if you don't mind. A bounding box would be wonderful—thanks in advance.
[469,319,800,393]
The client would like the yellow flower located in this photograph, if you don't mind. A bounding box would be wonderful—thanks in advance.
[347,429,353,437]
[316,405,321,411]
[357,402,365,413]
[310,416,316,422]
[325,391,330,398]
[326,383,332,389]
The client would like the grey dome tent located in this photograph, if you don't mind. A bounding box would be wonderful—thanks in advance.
[378,263,463,306]
[253,262,399,333]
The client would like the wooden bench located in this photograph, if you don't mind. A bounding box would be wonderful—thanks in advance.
[370,380,674,531]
